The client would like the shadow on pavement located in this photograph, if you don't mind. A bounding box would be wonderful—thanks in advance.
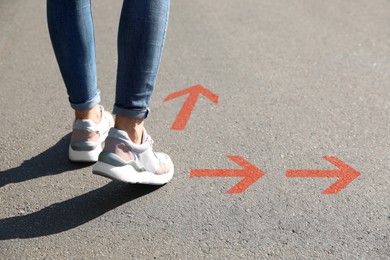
[0,133,92,187]
[0,182,160,240]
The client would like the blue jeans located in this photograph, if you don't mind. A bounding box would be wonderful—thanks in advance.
[47,0,169,119]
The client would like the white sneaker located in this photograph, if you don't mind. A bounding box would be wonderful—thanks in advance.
[92,128,174,185]
[69,106,114,162]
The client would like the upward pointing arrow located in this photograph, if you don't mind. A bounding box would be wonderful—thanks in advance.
[163,85,219,130]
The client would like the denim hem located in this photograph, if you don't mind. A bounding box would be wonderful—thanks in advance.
[70,91,101,111]
[113,106,149,119]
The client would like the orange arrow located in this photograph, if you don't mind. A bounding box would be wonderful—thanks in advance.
[190,156,265,194]
[286,156,361,194]
[163,85,218,130]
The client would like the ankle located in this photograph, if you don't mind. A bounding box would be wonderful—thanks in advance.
[115,115,144,144]
[75,105,101,124]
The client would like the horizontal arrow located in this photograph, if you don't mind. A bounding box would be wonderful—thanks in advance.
[286,156,361,194]
[164,85,218,130]
[190,156,265,194]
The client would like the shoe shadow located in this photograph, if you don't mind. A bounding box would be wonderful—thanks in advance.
[0,181,160,240]
[0,133,92,188]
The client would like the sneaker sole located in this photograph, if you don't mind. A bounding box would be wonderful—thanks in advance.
[68,145,103,162]
[92,161,174,185]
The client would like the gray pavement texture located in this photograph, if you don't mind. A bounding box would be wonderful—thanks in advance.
[0,0,389,259]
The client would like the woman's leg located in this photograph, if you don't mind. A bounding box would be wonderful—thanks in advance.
[92,0,173,183]
[47,0,114,162]
[113,0,170,144]
[47,0,100,121]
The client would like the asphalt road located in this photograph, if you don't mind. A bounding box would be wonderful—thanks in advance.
[1,0,389,259]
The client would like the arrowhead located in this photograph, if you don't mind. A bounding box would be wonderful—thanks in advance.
[225,156,265,194]
[164,85,219,130]
[163,84,219,104]
[321,156,361,194]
